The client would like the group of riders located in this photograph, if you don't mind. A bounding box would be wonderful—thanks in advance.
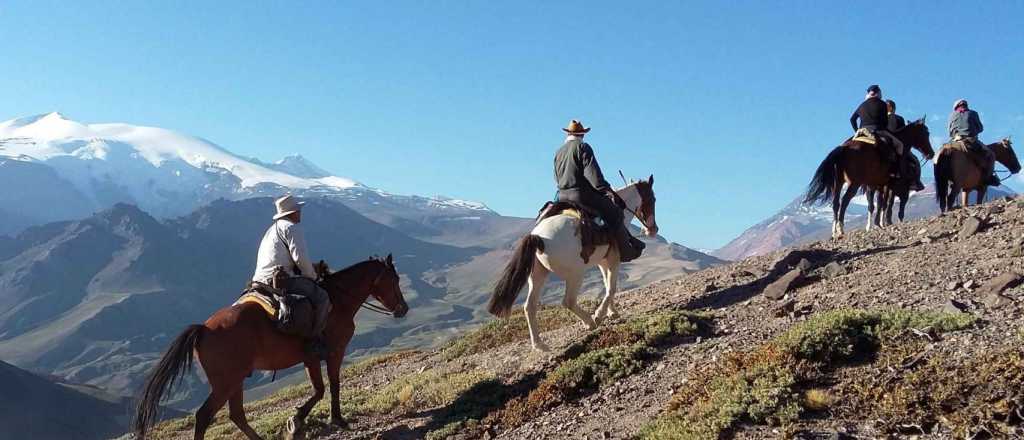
[254,88,999,357]
[252,119,647,358]
[850,84,999,187]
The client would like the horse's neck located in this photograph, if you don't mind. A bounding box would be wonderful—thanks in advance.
[615,185,641,223]
[325,264,376,319]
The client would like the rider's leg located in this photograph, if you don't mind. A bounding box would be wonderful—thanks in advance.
[576,190,643,262]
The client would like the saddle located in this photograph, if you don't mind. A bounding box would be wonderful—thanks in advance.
[536,201,613,264]
[850,128,878,145]
[235,279,317,339]
[940,136,992,168]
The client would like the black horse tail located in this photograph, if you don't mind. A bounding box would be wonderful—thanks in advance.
[133,325,204,439]
[804,146,844,205]
[934,153,952,212]
[488,235,545,317]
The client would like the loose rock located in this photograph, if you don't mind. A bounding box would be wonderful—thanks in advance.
[822,262,847,278]
[764,268,803,300]
[959,216,984,239]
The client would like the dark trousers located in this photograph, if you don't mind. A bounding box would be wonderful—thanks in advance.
[557,188,638,259]
[281,277,332,336]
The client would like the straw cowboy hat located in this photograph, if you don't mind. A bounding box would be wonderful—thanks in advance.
[273,195,305,220]
[562,119,591,135]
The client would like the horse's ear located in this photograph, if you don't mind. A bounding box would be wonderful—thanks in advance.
[386,253,393,267]
[648,174,654,185]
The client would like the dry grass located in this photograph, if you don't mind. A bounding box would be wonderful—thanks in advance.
[639,308,977,440]
[440,302,595,360]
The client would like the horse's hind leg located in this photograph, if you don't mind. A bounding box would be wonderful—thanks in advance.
[194,390,230,440]
[831,180,843,238]
[882,189,895,226]
[865,189,876,232]
[524,259,551,351]
[287,361,325,439]
[977,187,987,205]
[563,273,597,331]
[592,256,620,324]
[229,390,263,440]
[837,184,860,237]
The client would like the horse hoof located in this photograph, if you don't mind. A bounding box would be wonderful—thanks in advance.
[331,417,349,429]
[533,342,551,352]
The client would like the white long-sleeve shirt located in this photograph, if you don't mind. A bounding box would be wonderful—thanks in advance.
[252,219,316,284]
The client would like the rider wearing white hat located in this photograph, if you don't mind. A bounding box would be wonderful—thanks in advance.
[253,195,332,357]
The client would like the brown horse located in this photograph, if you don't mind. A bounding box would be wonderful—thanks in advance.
[804,119,935,238]
[935,137,1021,212]
[133,255,409,440]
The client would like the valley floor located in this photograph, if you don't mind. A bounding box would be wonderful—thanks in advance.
[153,196,1024,440]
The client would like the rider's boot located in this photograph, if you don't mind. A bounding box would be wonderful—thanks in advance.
[614,226,644,262]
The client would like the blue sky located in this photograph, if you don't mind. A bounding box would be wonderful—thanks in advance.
[1,1,1022,249]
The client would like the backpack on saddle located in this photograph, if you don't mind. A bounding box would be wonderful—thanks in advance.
[235,267,320,339]
[536,200,613,264]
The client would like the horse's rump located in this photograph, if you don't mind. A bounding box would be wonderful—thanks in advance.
[535,201,612,264]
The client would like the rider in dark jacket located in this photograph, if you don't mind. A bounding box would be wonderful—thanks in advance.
[851,85,903,179]
[554,119,644,262]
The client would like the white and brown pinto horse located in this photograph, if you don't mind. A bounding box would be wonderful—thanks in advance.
[487,176,658,352]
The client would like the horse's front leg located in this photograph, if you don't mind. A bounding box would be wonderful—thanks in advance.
[326,351,349,428]
[287,360,325,439]
[962,190,970,208]
[884,188,892,225]
[593,256,620,324]
[977,187,987,205]
[898,194,908,222]
[563,274,597,331]
[524,260,551,352]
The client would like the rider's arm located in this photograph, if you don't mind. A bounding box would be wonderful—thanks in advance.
[578,143,612,193]
[971,111,984,135]
[850,108,860,132]
[283,224,317,278]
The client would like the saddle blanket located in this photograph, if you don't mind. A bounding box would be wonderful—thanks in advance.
[234,285,316,338]
[234,291,279,317]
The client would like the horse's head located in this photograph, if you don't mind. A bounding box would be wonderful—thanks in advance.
[367,254,408,318]
[630,175,658,237]
[993,137,1022,174]
[899,117,935,160]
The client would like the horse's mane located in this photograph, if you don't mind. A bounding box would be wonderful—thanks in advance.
[322,257,386,282]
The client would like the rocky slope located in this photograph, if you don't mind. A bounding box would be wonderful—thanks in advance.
[152,195,1024,439]
[0,197,720,416]
[715,184,1015,261]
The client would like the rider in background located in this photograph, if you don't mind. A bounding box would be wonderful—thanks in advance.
[851,85,904,179]
[948,99,1000,186]
[553,119,645,262]
[886,99,906,132]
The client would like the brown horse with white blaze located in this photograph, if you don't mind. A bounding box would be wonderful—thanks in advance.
[133,255,408,440]
[935,137,1021,212]
[804,119,935,238]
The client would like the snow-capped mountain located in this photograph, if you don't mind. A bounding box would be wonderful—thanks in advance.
[714,184,1015,261]
[0,112,492,235]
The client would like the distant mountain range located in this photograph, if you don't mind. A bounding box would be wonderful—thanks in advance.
[0,112,491,236]
[0,113,724,417]
[714,184,1015,260]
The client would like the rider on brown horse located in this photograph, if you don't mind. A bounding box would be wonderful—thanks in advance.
[850,85,904,179]
[886,99,924,191]
[553,119,644,262]
[253,195,332,358]
[948,98,1000,186]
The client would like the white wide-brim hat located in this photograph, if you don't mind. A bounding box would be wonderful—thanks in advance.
[273,195,305,220]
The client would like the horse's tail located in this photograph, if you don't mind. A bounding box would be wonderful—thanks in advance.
[488,234,544,317]
[934,153,952,211]
[133,324,204,439]
[804,146,844,205]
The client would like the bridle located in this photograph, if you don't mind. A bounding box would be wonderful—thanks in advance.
[359,265,395,316]
[319,263,396,316]
[618,170,655,232]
